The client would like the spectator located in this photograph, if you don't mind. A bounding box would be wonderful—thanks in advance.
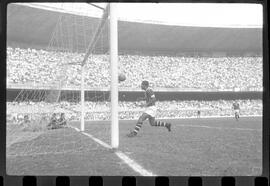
[7,47,262,91]
[7,99,262,121]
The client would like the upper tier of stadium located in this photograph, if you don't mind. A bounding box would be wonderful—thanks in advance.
[7,3,262,55]
[7,47,262,91]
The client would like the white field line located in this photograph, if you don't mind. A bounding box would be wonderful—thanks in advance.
[73,127,80,132]
[175,124,261,131]
[81,132,111,149]
[115,151,156,176]
[69,126,156,176]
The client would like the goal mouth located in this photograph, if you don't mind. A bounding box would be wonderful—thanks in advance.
[6,3,120,157]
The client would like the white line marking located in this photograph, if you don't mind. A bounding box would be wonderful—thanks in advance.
[72,127,80,132]
[115,151,157,176]
[70,126,156,176]
[81,132,111,149]
[176,124,261,131]
[115,151,156,176]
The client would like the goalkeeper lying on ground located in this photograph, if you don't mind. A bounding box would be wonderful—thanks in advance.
[47,113,67,130]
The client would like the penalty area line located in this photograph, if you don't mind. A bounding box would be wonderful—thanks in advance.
[69,126,156,176]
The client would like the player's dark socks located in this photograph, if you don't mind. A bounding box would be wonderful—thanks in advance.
[127,122,142,137]
[166,123,171,131]
[153,121,169,127]
[133,122,142,133]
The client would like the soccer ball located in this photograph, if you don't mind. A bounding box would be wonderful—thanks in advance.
[118,73,126,82]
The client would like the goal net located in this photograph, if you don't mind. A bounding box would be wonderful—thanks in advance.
[6,3,115,158]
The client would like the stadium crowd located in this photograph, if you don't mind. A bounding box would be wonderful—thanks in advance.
[7,47,262,91]
[7,99,262,122]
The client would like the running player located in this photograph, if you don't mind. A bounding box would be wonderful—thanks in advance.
[232,101,240,121]
[127,80,171,137]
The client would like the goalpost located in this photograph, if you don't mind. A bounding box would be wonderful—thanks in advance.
[7,3,120,158]
[109,3,119,148]
[80,3,119,148]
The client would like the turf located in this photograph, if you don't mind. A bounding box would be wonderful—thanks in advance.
[6,117,262,176]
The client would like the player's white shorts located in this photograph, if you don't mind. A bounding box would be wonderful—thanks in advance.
[234,109,240,115]
[144,105,157,118]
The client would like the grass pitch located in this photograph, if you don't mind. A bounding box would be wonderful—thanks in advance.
[7,117,262,176]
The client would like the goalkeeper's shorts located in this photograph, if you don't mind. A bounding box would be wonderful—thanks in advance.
[144,105,157,117]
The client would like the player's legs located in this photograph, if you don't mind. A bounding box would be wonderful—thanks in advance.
[127,113,150,137]
[235,110,240,121]
[148,116,156,126]
[236,110,240,120]
[148,116,171,132]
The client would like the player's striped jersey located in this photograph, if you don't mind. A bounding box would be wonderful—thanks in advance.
[233,102,240,110]
[145,88,156,107]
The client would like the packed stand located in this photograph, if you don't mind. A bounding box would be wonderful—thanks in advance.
[7,47,262,91]
[7,99,262,122]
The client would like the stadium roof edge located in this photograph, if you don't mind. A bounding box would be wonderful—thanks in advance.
[13,3,102,17]
[7,3,262,54]
[12,3,262,28]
